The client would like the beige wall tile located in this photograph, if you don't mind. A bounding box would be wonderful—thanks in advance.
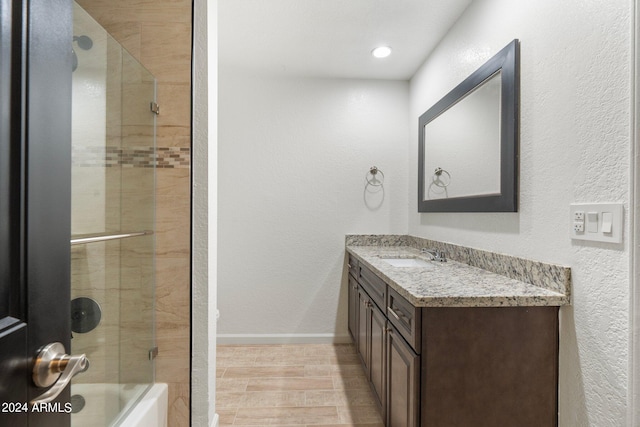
[157,125,190,148]
[106,22,142,60]
[157,83,191,128]
[77,1,192,25]
[167,382,190,427]
[155,321,189,363]
[140,23,191,83]
[121,125,153,147]
[122,82,156,126]
[155,255,190,283]
[156,356,190,383]
[156,256,190,307]
[156,167,190,197]
[156,195,190,256]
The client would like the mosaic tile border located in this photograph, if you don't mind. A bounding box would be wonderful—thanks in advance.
[73,146,190,169]
[346,234,571,298]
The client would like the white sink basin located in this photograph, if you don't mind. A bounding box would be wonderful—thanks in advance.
[381,257,433,268]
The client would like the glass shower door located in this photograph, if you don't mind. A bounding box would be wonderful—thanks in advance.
[70,3,156,426]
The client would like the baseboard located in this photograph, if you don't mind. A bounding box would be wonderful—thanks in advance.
[216,333,352,345]
[211,413,219,427]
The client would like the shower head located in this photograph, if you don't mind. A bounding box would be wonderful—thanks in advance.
[71,35,93,72]
[73,35,93,50]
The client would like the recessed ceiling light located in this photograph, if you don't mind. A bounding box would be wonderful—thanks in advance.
[371,46,392,59]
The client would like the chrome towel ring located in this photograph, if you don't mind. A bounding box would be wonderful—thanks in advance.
[366,166,384,187]
[433,167,450,188]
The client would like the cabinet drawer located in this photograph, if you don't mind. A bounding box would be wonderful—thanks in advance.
[347,254,359,279]
[387,287,421,354]
[359,264,387,310]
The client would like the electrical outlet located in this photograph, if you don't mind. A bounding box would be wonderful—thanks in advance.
[570,203,623,243]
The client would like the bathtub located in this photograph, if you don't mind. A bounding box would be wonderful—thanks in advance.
[71,383,168,427]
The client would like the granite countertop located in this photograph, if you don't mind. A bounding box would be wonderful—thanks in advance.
[347,245,570,308]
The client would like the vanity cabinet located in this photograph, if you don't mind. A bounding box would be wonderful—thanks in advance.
[355,263,420,424]
[349,260,559,427]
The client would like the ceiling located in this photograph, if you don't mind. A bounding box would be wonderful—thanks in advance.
[219,0,473,80]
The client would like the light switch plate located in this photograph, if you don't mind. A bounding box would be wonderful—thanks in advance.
[570,203,623,243]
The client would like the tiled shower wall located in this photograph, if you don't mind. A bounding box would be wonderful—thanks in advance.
[75,1,192,426]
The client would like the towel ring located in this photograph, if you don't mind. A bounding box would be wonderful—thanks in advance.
[366,166,384,187]
[432,167,450,188]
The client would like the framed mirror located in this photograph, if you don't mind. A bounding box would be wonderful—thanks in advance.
[418,39,519,212]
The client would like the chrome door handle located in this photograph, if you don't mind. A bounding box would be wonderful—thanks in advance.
[31,342,89,405]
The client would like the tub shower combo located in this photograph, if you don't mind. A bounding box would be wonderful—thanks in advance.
[70,3,166,426]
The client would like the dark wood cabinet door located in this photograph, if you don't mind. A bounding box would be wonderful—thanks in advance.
[357,288,370,375]
[369,302,386,414]
[387,325,419,427]
[348,275,359,343]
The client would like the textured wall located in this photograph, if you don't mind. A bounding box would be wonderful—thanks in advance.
[191,0,218,425]
[408,0,631,424]
[75,1,193,426]
[218,69,409,341]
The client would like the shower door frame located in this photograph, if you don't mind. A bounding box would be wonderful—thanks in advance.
[0,0,73,426]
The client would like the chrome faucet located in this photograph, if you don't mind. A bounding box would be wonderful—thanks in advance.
[421,248,447,262]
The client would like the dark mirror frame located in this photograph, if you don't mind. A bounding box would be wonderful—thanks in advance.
[418,39,519,212]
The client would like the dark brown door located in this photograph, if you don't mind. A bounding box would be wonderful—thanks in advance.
[387,325,419,427]
[348,275,358,343]
[369,302,386,414]
[0,0,73,425]
[357,288,369,373]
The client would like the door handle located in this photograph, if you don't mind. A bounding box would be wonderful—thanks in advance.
[31,342,89,405]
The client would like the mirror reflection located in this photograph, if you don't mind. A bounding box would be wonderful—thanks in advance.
[423,71,502,201]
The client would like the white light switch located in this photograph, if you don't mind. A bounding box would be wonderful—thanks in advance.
[602,212,613,234]
[570,203,623,243]
[586,212,598,233]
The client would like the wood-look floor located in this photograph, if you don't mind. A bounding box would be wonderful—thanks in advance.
[216,344,384,426]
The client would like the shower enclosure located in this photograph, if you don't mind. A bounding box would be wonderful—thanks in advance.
[70,3,157,425]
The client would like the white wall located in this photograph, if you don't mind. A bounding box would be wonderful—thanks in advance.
[192,0,217,425]
[218,69,409,342]
[409,0,632,424]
